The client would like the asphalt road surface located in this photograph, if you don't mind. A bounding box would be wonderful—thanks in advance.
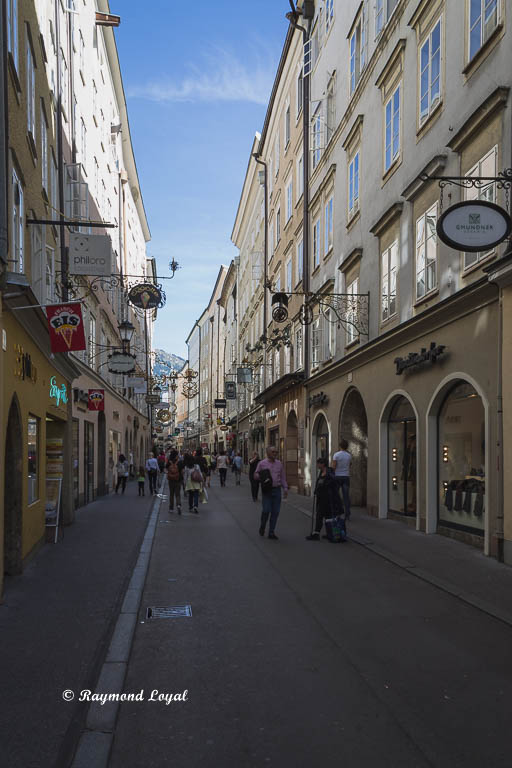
[108,477,512,768]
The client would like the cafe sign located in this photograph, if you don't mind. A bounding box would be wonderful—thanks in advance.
[437,200,512,252]
[127,283,162,310]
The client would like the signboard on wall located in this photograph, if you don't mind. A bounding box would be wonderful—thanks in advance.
[46,303,86,353]
[69,233,112,276]
[437,200,512,252]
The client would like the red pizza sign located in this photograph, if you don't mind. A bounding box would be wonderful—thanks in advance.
[88,389,105,411]
[46,303,86,353]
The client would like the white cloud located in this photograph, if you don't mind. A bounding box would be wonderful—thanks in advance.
[127,46,274,105]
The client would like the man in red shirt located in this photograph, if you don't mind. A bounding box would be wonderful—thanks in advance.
[254,446,288,540]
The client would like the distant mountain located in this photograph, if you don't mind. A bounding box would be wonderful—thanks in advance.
[153,349,186,378]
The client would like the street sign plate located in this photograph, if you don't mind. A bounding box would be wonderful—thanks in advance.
[145,394,161,405]
[214,398,227,408]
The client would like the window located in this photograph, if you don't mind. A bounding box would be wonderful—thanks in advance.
[88,312,96,367]
[416,203,437,299]
[313,218,320,268]
[284,103,291,148]
[274,349,280,381]
[50,152,57,212]
[11,166,24,273]
[28,416,39,505]
[325,311,336,358]
[31,223,44,302]
[7,0,18,71]
[469,0,499,61]
[286,258,293,293]
[297,153,304,199]
[381,241,398,320]
[346,277,359,344]
[384,84,400,172]
[296,238,303,284]
[297,68,304,117]
[269,217,274,259]
[41,105,48,192]
[326,76,336,143]
[295,328,303,369]
[312,108,322,169]
[286,180,293,222]
[276,208,281,244]
[348,150,360,217]
[349,8,367,95]
[464,145,497,269]
[81,118,87,169]
[26,35,35,138]
[326,0,334,34]
[324,197,333,255]
[284,344,292,374]
[376,0,399,37]
[419,19,441,124]
[311,316,323,366]
[45,245,55,304]
[275,275,281,293]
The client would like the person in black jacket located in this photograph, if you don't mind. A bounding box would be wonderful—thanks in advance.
[306,458,337,541]
[248,452,260,501]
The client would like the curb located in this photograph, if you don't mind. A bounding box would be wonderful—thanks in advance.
[70,481,166,768]
[286,497,512,629]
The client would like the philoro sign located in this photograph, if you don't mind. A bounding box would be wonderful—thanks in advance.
[69,233,112,276]
[437,200,512,252]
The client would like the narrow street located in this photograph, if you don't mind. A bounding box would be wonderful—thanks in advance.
[103,474,512,768]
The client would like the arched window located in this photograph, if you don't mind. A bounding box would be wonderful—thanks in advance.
[388,396,416,517]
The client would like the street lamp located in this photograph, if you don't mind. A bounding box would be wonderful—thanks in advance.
[118,319,135,352]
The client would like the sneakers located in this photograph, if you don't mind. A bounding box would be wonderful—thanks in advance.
[268,532,278,540]
[193,506,198,514]
[177,505,182,515]
[306,533,320,541]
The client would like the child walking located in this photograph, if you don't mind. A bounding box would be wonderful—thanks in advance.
[137,466,145,496]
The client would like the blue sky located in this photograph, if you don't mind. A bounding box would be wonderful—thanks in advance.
[116,1,289,359]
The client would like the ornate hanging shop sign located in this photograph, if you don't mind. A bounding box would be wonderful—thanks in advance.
[127,282,163,310]
[46,303,86,353]
[437,201,512,252]
[49,376,68,406]
[107,351,137,374]
[156,409,172,424]
[394,342,446,375]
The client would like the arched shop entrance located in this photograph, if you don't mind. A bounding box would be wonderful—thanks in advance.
[387,396,417,518]
[339,388,368,507]
[437,380,485,537]
[4,397,23,576]
[313,413,330,470]
[286,410,299,491]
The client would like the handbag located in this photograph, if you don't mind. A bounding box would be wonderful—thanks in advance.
[259,468,273,495]
[199,487,208,504]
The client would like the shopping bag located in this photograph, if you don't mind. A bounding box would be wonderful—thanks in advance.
[325,516,347,543]
[199,487,208,504]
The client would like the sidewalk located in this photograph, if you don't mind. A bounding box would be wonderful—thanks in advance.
[285,485,512,627]
[0,479,156,768]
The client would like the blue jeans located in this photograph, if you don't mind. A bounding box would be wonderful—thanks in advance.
[261,487,282,534]
[335,477,351,518]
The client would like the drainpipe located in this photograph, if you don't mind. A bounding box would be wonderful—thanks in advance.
[252,153,268,390]
[0,0,8,266]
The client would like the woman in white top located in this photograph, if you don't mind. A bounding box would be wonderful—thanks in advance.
[216,449,230,487]
[182,455,204,513]
[115,454,129,495]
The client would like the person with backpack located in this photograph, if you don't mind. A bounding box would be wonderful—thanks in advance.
[115,454,129,494]
[183,454,204,513]
[233,452,243,485]
[306,457,339,540]
[254,446,288,540]
[166,449,182,513]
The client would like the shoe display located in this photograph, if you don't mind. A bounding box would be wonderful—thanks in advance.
[268,533,278,540]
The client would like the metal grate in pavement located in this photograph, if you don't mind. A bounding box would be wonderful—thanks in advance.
[146,605,192,619]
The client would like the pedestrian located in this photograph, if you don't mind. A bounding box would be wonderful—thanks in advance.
[166,449,182,514]
[157,451,166,474]
[203,450,212,488]
[217,449,229,487]
[254,446,288,540]
[137,465,145,496]
[331,439,352,519]
[210,453,217,476]
[115,454,129,494]
[183,454,203,513]
[146,452,159,495]
[195,448,209,484]
[129,451,134,478]
[306,458,338,540]
[248,451,260,501]
[233,451,243,485]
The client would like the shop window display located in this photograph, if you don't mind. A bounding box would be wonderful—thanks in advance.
[28,415,39,504]
[315,415,329,462]
[388,397,416,516]
[439,381,485,533]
